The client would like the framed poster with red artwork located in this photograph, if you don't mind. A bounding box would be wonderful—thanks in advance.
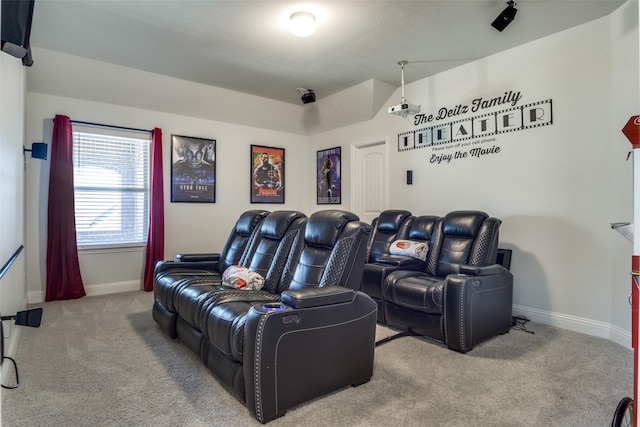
[250,145,284,204]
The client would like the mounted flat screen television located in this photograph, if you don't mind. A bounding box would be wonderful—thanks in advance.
[1,0,35,66]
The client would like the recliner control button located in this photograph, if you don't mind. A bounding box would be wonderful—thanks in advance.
[281,314,299,325]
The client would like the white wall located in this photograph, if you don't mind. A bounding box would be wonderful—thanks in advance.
[610,0,640,344]
[27,47,309,136]
[25,93,314,302]
[310,2,639,347]
[0,36,28,393]
[22,2,639,348]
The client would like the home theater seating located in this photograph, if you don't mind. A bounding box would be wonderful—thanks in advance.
[362,209,514,353]
[152,208,514,423]
[152,209,377,423]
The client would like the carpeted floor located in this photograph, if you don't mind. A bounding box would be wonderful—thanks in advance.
[1,291,633,426]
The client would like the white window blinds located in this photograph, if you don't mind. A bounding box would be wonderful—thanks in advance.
[72,127,151,249]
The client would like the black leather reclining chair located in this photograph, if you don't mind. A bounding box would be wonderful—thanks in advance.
[153,209,269,336]
[153,210,376,423]
[362,214,439,322]
[382,210,513,353]
[366,210,413,264]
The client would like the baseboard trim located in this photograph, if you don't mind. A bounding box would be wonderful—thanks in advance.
[513,304,632,350]
[27,280,142,304]
[84,280,142,297]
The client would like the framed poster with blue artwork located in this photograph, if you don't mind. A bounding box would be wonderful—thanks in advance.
[317,147,341,204]
[171,135,216,202]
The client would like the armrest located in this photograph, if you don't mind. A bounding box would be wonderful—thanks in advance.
[153,259,219,276]
[243,291,377,423]
[176,252,220,262]
[281,286,354,308]
[444,268,514,353]
[375,254,426,268]
[384,269,432,287]
[459,263,505,276]
[363,261,426,303]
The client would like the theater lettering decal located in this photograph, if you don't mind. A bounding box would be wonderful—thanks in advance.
[397,91,553,164]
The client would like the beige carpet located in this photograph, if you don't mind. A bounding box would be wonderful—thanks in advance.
[1,291,633,426]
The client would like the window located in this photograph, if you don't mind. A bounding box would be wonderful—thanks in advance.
[73,127,151,249]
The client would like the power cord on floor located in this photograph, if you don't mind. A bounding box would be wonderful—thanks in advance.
[1,321,20,389]
[1,356,19,389]
[511,315,535,334]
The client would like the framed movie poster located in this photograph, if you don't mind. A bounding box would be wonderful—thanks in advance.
[251,144,285,204]
[171,135,216,203]
[317,147,341,204]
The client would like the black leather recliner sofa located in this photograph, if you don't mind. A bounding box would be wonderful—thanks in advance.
[152,210,376,423]
[173,210,308,356]
[153,209,270,335]
[362,210,513,353]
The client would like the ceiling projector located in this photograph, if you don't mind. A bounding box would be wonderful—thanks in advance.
[388,60,420,118]
[388,103,421,118]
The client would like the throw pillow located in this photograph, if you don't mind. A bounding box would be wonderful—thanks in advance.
[389,240,428,261]
[221,265,265,290]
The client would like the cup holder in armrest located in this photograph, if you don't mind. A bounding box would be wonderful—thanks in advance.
[261,303,287,312]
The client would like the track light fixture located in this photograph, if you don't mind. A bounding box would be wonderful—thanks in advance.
[491,1,517,32]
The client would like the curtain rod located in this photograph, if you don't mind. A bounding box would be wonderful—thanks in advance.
[71,120,152,134]
[53,119,152,134]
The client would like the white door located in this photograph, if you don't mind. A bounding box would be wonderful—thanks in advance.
[351,141,387,224]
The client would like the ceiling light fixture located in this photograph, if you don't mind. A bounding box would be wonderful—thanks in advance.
[491,1,517,32]
[289,12,316,37]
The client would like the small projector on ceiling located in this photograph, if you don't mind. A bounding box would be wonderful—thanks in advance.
[301,90,316,104]
[297,88,316,104]
[388,103,421,118]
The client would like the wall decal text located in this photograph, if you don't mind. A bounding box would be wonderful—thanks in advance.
[397,98,553,163]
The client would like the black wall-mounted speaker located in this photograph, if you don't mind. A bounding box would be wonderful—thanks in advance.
[406,170,413,185]
[31,142,47,160]
[491,2,517,32]
[1,0,35,66]
[24,142,47,160]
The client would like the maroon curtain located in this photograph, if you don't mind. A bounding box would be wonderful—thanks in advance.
[143,128,165,291]
[45,115,86,301]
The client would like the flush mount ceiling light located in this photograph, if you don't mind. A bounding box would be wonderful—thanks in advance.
[289,12,316,37]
